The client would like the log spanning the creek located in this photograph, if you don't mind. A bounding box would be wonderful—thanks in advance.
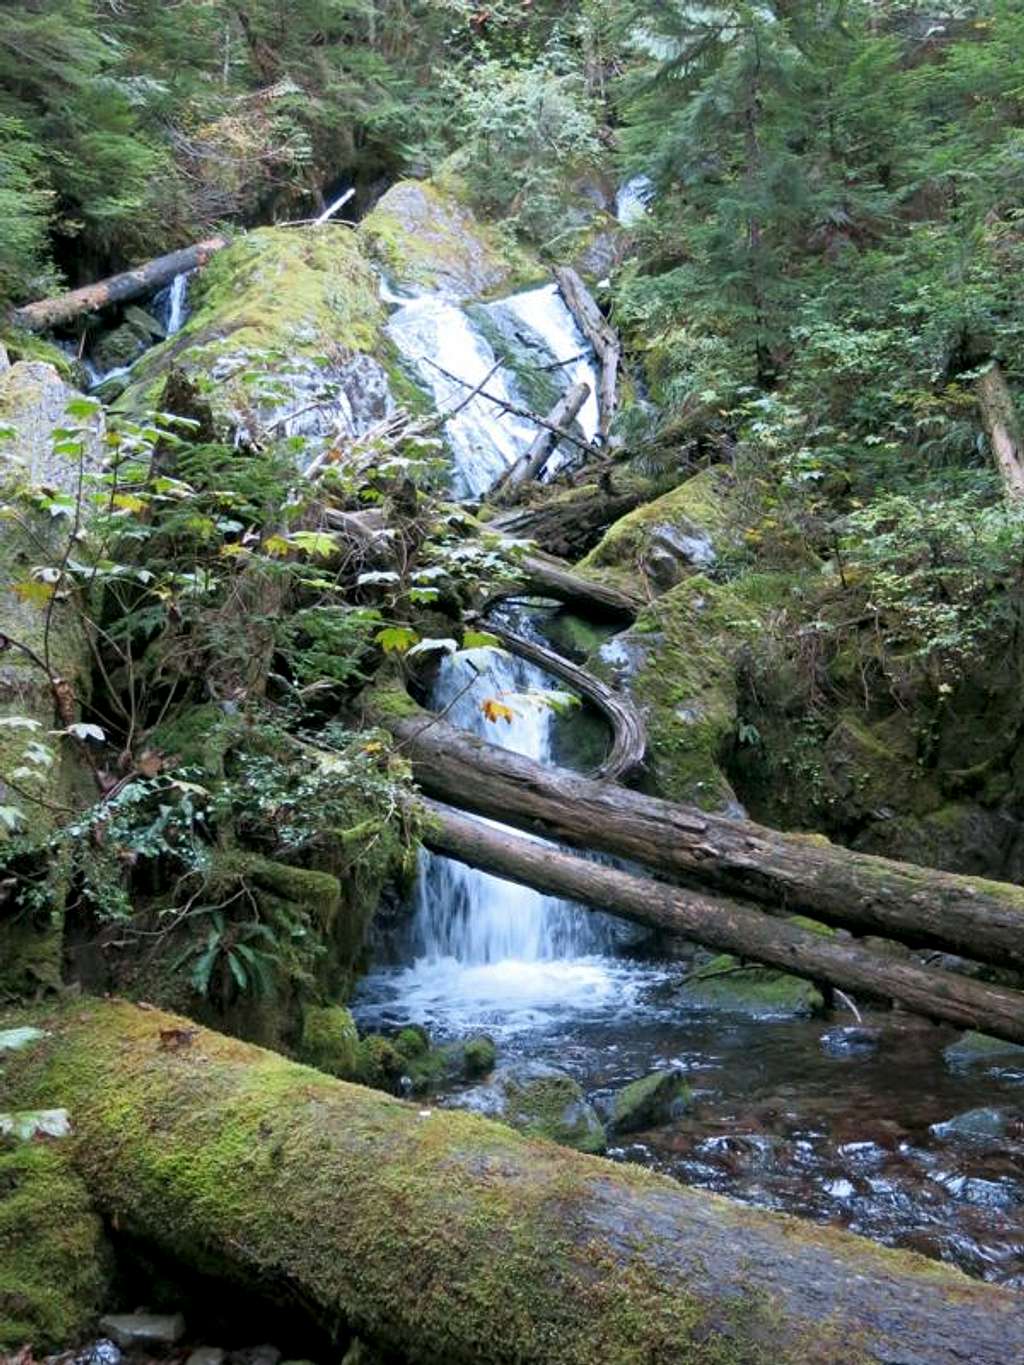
[490,381,592,502]
[14,999,1024,1365]
[422,799,1024,1043]
[480,617,645,780]
[494,548,643,622]
[9,238,228,333]
[382,709,1024,977]
[554,266,620,440]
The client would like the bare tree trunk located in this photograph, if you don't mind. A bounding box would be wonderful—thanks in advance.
[381,709,1024,972]
[491,383,591,502]
[490,549,642,622]
[10,240,229,333]
[17,999,1024,1365]
[553,267,620,440]
[423,799,1024,1042]
[976,362,1024,499]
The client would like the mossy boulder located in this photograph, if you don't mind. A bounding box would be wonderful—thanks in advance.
[821,712,940,823]
[299,1006,360,1079]
[607,1069,690,1136]
[0,1140,111,1352]
[361,179,536,300]
[600,570,800,809]
[579,467,734,597]
[118,226,397,442]
[458,1062,606,1154]
[357,1028,498,1095]
[0,362,101,998]
[944,1031,1024,1073]
[683,934,828,1018]
[853,802,1020,880]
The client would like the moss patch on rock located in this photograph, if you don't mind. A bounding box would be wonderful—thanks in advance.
[299,1006,360,1079]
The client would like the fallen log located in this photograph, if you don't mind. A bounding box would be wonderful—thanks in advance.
[382,710,1024,972]
[12,999,1024,1364]
[554,266,620,440]
[491,382,591,502]
[488,486,642,559]
[422,800,1024,1042]
[494,548,642,622]
[976,361,1024,500]
[10,239,229,333]
[481,618,645,779]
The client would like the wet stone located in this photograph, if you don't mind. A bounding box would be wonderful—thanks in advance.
[0,1025,46,1051]
[0,1106,71,1139]
[187,1350,226,1365]
[819,1026,881,1058]
[930,1107,1010,1142]
[99,1314,186,1350]
[75,1341,122,1365]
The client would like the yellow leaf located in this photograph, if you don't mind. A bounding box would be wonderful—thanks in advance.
[112,493,147,513]
[481,698,515,724]
[263,535,291,557]
[12,580,54,606]
[219,542,248,558]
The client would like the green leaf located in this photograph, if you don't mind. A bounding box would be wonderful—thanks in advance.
[462,631,502,650]
[375,625,419,655]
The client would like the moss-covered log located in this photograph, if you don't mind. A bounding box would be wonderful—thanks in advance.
[9,239,228,333]
[383,710,1024,974]
[8,998,1024,1365]
[422,799,1024,1041]
[491,548,642,621]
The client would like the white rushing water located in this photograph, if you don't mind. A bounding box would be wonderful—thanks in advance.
[616,175,654,227]
[161,271,191,336]
[385,280,601,497]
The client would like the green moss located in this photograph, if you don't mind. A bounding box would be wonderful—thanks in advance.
[149,702,243,776]
[609,1071,690,1136]
[0,1141,110,1352]
[684,954,824,1017]
[463,1035,497,1078]
[579,467,733,595]
[299,1006,360,1079]
[6,999,982,1365]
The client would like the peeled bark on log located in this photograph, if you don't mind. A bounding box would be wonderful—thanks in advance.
[491,382,591,502]
[488,487,642,559]
[10,239,228,333]
[976,362,1024,500]
[492,548,642,622]
[14,999,1024,1365]
[423,799,1024,1042]
[383,710,1024,973]
[554,267,620,440]
[481,619,645,780]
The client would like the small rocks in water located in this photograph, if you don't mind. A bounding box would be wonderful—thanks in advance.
[230,1345,282,1365]
[75,1340,122,1365]
[458,1061,606,1154]
[99,1313,186,1351]
[0,1107,72,1139]
[943,1030,1024,1073]
[930,1107,1009,1142]
[819,1026,881,1058]
[186,1349,226,1365]
[606,1069,690,1136]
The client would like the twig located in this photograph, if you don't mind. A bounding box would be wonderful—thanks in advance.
[421,358,596,455]
[834,988,863,1023]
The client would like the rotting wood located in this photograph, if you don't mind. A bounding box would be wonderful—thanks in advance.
[14,998,1024,1365]
[490,382,591,503]
[554,266,620,440]
[10,239,229,333]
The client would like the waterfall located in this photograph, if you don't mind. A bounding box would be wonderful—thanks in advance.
[616,176,653,226]
[411,641,614,967]
[386,295,538,497]
[385,280,601,497]
[499,284,600,446]
[163,272,190,336]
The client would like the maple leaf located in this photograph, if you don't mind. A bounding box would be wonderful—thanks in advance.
[481,697,515,724]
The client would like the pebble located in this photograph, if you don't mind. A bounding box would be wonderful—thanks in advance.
[98,1313,186,1350]
[818,1026,880,1058]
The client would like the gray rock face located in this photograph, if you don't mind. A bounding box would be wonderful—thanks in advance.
[0,1107,72,1139]
[645,524,717,591]
[186,1349,226,1365]
[0,360,105,487]
[0,1025,46,1051]
[458,1061,606,1154]
[99,1313,187,1350]
[943,1030,1024,1072]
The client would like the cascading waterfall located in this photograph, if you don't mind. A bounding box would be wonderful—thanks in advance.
[356,278,639,1030]
[616,175,654,226]
[159,271,191,336]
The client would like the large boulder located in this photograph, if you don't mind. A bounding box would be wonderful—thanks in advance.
[606,1069,690,1136]
[360,180,531,301]
[457,1061,606,1154]
[0,360,102,996]
[118,227,399,444]
[579,467,734,596]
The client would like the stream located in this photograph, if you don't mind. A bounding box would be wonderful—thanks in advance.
[353,273,1024,1288]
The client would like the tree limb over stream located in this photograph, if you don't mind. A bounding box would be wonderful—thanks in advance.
[13,998,1024,1365]
[381,707,1024,980]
